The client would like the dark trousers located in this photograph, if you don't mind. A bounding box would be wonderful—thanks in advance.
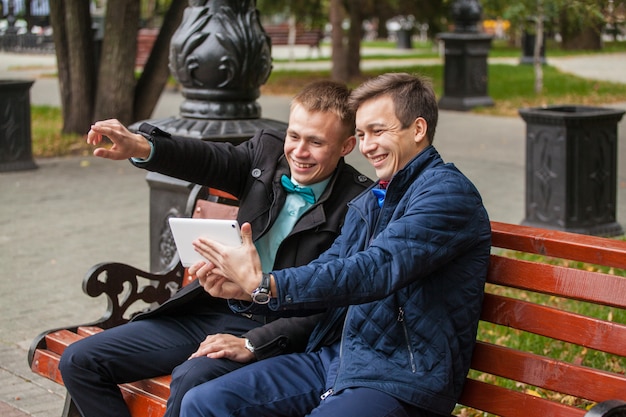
[180,343,426,417]
[58,298,261,417]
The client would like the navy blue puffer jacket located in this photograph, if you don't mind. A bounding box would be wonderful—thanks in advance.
[266,145,491,416]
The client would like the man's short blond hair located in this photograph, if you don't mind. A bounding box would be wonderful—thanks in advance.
[291,80,355,138]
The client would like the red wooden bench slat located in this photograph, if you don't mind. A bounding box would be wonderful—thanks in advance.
[206,188,237,202]
[31,349,64,385]
[481,292,626,356]
[77,326,104,337]
[491,221,626,269]
[481,294,626,356]
[127,376,171,400]
[30,327,173,407]
[488,255,626,309]
[470,341,626,402]
[43,330,82,355]
[121,388,166,417]
[458,379,586,417]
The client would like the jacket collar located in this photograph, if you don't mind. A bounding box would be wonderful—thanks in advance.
[386,145,441,192]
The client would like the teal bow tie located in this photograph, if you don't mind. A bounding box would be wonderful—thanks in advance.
[281,175,316,204]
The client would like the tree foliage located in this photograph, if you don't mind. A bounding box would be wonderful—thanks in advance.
[482,0,609,46]
[256,0,449,82]
[481,0,612,93]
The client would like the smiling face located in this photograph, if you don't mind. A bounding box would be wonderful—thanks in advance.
[355,95,428,181]
[284,103,356,186]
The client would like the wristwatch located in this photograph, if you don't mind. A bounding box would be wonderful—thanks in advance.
[243,338,255,353]
[251,273,272,304]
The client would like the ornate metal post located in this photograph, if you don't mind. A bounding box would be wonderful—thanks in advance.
[131,0,288,271]
[437,0,494,111]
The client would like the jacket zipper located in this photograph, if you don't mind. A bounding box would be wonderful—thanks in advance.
[398,307,417,373]
[320,388,334,400]
[321,191,379,401]
[320,307,351,401]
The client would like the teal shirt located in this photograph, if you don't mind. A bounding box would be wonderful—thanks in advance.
[255,177,330,272]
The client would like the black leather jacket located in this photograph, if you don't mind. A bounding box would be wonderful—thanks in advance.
[130,124,372,359]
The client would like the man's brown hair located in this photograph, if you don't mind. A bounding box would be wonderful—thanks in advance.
[349,73,438,144]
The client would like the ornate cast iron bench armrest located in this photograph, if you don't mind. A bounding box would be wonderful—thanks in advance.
[82,259,184,329]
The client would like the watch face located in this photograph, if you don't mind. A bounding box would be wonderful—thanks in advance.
[244,338,255,353]
[252,290,271,304]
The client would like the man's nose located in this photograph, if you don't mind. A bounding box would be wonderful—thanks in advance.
[360,134,376,154]
[293,141,309,156]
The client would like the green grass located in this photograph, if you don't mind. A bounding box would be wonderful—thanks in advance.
[30,106,89,157]
[263,62,626,117]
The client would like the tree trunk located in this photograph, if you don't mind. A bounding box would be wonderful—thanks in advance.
[345,0,363,80]
[48,1,70,121]
[330,0,348,82]
[50,1,96,134]
[561,25,603,50]
[133,1,186,121]
[560,9,603,50]
[533,12,544,94]
[94,0,140,125]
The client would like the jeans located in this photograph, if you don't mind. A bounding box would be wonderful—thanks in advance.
[59,297,260,417]
[180,343,426,417]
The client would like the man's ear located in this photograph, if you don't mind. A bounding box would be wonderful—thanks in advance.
[413,118,428,145]
[341,135,357,156]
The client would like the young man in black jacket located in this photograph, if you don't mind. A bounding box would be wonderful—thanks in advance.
[59,81,372,417]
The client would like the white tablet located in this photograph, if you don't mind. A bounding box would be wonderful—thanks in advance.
[168,218,242,267]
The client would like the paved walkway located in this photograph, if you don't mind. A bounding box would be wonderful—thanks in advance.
[1,46,625,417]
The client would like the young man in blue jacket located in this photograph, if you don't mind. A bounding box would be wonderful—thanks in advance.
[183,72,492,417]
[59,81,372,417]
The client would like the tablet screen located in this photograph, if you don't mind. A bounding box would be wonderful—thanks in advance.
[168,218,242,267]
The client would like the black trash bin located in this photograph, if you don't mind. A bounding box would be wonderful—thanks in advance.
[396,29,413,49]
[520,31,546,64]
[519,105,625,236]
[0,79,37,172]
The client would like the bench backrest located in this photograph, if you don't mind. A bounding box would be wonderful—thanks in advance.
[458,221,626,417]
[263,24,323,46]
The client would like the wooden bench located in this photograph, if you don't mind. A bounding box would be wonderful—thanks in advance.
[263,24,323,51]
[28,184,238,417]
[29,213,626,416]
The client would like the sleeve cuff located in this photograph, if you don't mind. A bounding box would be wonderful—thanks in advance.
[130,139,154,164]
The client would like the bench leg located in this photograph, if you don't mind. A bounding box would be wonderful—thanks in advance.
[62,394,81,417]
